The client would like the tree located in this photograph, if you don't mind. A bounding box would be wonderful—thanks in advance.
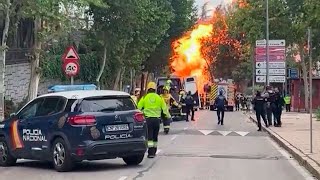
[21,0,104,101]
[0,0,22,120]
[88,0,174,91]
[145,0,197,76]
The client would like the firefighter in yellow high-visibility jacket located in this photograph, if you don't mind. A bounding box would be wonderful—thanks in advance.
[160,86,180,134]
[138,82,170,158]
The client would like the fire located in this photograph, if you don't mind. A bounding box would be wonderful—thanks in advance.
[170,4,244,94]
[170,23,213,93]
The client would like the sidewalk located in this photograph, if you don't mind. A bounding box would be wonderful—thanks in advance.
[248,111,320,179]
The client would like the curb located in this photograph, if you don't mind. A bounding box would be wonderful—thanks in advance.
[247,113,320,180]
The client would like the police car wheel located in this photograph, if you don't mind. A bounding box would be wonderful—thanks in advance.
[52,138,74,172]
[0,137,16,166]
[123,154,144,166]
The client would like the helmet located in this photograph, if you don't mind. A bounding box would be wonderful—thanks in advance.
[147,82,156,90]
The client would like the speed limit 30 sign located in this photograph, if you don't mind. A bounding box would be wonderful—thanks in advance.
[63,60,80,77]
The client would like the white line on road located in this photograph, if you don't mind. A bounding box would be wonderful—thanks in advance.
[171,135,177,141]
[268,138,315,180]
[118,176,128,180]
[183,127,188,130]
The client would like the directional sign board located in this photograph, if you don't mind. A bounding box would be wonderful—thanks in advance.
[256,75,286,83]
[255,40,286,83]
[288,68,299,79]
[256,69,286,76]
[256,62,286,69]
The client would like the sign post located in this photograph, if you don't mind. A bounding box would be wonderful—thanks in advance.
[61,46,80,85]
[255,40,286,84]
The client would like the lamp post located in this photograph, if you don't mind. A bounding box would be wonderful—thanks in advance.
[266,0,270,86]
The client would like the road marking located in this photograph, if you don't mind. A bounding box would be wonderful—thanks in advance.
[118,176,128,180]
[199,130,213,135]
[218,131,232,136]
[183,127,188,130]
[268,138,315,180]
[235,131,249,136]
[171,135,177,141]
[156,149,162,154]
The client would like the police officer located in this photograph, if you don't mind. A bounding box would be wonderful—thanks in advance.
[214,90,227,125]
[138,82,170,158]
[252,91,268,131]
[160,86,179,134]
[274,88,285,127]
[179,90,188,121]
[265,87,276,126]
[185,91,195,121]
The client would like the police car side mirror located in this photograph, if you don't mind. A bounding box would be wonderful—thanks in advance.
[10,113,16,118]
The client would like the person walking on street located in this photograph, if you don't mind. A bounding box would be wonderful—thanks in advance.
[160,86,180,133]
[235,94,240,111]
[185,91,195,121]
[252,91,268,131]
[284,94,291,112]
[179,90,188,121]
[138,82,171,158]
[214,90,227,125]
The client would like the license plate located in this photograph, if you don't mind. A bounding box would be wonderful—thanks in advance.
[106,124,129,132]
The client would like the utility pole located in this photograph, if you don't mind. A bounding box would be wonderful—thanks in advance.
[266,0,270,86]
[308,28,313,153]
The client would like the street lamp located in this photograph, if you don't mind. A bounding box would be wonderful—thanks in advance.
[266,0,270,86]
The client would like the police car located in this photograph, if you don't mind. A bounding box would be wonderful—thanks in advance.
[0,89,147,172]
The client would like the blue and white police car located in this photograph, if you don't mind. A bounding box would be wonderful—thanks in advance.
[0,87,147,172]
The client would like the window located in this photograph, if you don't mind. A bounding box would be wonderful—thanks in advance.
[18,98,44,119]
[78,96,136,112]
[36,97,66,116]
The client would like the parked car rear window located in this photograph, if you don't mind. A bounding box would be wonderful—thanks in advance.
[78,96,136,112]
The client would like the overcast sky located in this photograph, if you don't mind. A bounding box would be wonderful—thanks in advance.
[195,0,232,14]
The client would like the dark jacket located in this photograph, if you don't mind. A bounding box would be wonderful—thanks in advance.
[252,95,267,112]
[214,95,227,109]
[185,95,194,106]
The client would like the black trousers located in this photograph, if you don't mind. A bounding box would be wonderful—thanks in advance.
[256,109,268,130]
[274,108,282,126]
[286,104,291,112]
[186,105,194,121]
[217,107,225,124]
[266,108,274,125]
[146,117,160,155]
[235,102,240,111]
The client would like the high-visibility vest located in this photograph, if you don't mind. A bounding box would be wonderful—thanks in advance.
[137,93,170,118]
[284,96,291,104]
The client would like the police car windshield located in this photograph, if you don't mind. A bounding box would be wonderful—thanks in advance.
[78,96,136,112]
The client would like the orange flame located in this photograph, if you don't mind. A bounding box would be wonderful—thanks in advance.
[170,23,213,93]
[170,3,245,94]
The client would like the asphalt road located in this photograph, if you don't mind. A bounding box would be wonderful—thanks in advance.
[0,110,315,180]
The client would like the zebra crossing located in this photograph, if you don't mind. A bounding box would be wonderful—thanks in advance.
[160,129,267,137]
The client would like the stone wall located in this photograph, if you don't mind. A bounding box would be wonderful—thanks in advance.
[5,63,31,103]
[4,63,67,104]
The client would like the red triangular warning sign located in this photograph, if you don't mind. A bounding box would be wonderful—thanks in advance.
[61,46,80,61]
